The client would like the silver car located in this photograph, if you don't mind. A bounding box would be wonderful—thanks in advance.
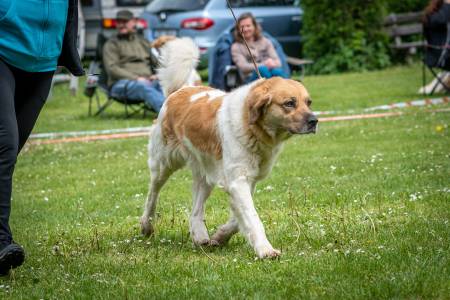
[141,0,303,67]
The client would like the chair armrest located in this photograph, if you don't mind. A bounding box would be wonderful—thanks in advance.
[224,65,242,91]
[286,57,314,66]
[225,65,238,72]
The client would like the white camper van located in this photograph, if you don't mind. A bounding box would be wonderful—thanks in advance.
[80,0,151,57]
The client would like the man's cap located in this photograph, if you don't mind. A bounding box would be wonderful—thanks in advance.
[116,10,134,21]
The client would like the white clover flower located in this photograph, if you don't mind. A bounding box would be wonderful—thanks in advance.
[264,185,274,191]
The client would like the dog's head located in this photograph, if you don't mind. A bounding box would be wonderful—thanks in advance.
[247,77,318,138]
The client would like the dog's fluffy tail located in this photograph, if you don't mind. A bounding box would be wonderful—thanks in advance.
[157,37,199,96]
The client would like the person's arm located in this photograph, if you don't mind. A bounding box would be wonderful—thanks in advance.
[141,38,159,75]
[264,38,281,68]
[428,2,450,27]
[103,40,140,81]
[231,42,257,73]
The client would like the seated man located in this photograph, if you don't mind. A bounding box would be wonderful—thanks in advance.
[103,10,164,113]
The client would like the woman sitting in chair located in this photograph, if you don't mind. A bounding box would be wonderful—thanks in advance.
[424,0,450,68]
[231,13,288,83]
[420,0,450,94]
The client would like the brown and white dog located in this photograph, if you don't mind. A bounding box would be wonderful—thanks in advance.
[140,38,318,258]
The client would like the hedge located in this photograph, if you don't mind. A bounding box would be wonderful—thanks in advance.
[300,0,430,74]
[385,0,428,13]
[301,0,391,74]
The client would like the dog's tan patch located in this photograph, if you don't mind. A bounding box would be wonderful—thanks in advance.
[151,35,176,49]
[162,86,223,159]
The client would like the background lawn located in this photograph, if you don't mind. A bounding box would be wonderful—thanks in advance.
[35,63,430,132]
[1,64,449,299]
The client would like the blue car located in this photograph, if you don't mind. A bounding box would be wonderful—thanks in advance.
[141,0,303,68]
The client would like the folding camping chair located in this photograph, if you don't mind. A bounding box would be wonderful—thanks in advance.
[84,33,153,117]
[422,22,450,95]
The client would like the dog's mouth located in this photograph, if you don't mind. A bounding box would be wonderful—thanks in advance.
[301,125,318,134]
[297,114,318,135]
[288,120,319,135]
[289,126,317,135]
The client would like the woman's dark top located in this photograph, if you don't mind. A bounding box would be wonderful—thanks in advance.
[424,3,450,69]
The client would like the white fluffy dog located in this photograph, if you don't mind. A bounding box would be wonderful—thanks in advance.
[140,37,318,258]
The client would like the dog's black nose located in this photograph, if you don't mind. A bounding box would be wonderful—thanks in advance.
[308,114,318,127]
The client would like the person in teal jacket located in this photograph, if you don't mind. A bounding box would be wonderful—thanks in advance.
[0,0,84,276]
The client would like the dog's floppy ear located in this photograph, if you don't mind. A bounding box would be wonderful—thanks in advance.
[248,93,272,125]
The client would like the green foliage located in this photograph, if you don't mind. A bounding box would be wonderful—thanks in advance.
[301,0,391,74]
[385,0,428,13]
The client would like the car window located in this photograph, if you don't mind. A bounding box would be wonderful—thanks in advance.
[229,0,297,7]
[116,0,152,6]
[146,0,209,13]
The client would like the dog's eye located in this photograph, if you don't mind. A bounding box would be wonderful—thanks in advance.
[307,99,312,107]
[283,98,297,108]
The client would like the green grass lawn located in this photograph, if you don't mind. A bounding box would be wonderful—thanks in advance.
[1,64,449,298]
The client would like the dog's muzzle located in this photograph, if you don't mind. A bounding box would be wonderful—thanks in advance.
[290,113,318,134]
[305,114,318,134]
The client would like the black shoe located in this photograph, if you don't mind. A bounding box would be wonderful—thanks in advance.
[0,242,25,276]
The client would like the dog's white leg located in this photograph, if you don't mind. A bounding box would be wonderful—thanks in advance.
[141,163,174,236]
[190,173,214,246]
[210,212,239,246]
[211,181,256,245]
[227,176,280,259]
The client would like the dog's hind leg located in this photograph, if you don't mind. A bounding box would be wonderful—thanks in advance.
[141,162,175,237]
[210,211,239,246]
[190,172,214,246]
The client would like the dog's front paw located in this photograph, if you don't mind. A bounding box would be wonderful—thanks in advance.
[210,232,230,246]
[192,236,221,247]
[193,236,222,247]
[209,239,220,247]
[140,217,154,237]
[193,238,211,246]
[256,246,281,259]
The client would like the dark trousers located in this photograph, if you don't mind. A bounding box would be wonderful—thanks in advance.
[0,59,54,245]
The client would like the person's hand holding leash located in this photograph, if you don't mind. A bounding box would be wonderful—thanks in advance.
[264,58,278,69]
